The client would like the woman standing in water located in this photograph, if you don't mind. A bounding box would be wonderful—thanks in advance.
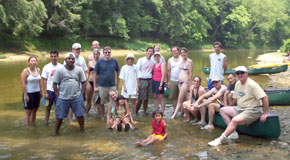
[171,48,193,119]
[20,55,42,126]
[86,49,101,115]
[182,76,206,122]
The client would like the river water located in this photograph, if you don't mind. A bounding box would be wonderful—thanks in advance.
[0,50,289,159]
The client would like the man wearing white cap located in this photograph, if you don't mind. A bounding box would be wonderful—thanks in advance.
[193,76,227,129]
[71,43,88,73]
[53,53,87,135]
[208,66,269,146]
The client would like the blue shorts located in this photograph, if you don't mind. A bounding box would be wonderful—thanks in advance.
[23,92,41,110]
[47,90,57,107]
[55,94,85,119]
[152,80,164,94]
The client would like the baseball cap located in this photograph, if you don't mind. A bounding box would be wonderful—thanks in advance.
[154,52,161,56]
[65,52,75,59]
[212,77,220,82]
[125,53,135,61]
[235,66,248,72]
[72,43,81,49]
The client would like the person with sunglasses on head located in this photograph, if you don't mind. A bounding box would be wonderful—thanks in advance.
[192,77,227,129]
[208,41,227,90]
[94,46,120,123]
[208,66,269,146]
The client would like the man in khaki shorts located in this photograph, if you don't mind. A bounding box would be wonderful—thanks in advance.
[208,66,269,146]
[167,46,182,112]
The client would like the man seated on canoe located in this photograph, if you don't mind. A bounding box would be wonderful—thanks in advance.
[208,66,269,147]
[223,73,237,106]
[192,77,227,129]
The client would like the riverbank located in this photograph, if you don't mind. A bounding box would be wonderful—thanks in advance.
[254,52,290,88]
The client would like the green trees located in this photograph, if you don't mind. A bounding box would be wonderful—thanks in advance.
[0,0,289,49]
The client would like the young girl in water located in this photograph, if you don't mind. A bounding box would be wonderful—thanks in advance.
[136,110,168,146]
[110,95,134,131]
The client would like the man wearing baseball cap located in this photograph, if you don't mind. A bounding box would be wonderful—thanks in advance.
[53,52,87,135]
[208,66,269,146]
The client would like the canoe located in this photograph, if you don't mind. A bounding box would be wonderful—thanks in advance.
[249,63,290,68]
[265,88,290,106]
[202,64,288,75]
[207,113,280,139]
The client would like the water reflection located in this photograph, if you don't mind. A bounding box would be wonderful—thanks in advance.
[0,50,289,159]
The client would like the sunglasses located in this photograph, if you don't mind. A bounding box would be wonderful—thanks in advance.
[236,71,245,75]
[104,51,111,54]
[212,80,220,84]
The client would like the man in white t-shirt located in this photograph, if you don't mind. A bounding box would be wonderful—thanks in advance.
[208,66,269,146]
[208,41,227,89]
[135,47,154,114]
[41,50,63,125]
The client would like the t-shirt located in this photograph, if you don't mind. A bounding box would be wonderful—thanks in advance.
[41,62,63,91]
[136,57,154,79]
[119,64,139,96]
[150,55,166,64]
[227,82,236,91]
[94,58,120,87]
[209,53,226,80]
[53,65,86,99]
[64,55,88,72]
[152,119,165,136]
[204,85,227,105]
[233,78,266,108]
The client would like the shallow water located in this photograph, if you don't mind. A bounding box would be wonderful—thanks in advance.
[0,50,289,159]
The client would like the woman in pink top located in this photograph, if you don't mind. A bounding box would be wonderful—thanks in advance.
[136,110,168,146]
[152,52,166,113]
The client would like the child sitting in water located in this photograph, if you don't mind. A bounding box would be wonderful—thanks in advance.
[110,95,134,131]
[136,110,168,146]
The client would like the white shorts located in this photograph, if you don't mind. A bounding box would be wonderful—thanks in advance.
[122,94,138,99]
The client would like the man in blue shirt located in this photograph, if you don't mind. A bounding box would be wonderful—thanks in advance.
[94,46,120,122]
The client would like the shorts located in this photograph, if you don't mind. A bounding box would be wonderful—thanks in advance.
[47,90,57,107]
[122,94,138,99]
[138,79,152,100]
[152,80,164,94]
[219,104,224,108]
[55,94,85,119]
[93,91,101,105]
[169,80,179,99]
[99,86,117,104]
[152,133,163,140]
[23,92,41,110]
[233,106,263,125]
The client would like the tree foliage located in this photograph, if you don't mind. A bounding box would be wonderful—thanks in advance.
[0,0,289,48]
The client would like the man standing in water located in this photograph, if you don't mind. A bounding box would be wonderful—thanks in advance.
[135,47,155,114]
[41,50,62,125]
[53,53,86,135]
[208,66,269,146]
[167,46,182,114]
[208,41,227,89]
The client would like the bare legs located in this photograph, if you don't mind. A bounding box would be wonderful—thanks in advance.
[136,135,160,146]
[54,116,84,135]
[136,99,148,114]
[153,94,166,113]
[171,83,188,119]
[24,108,38,126]
[45,106,52,125]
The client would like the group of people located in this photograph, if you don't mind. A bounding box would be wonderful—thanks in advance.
[20,40,269,147]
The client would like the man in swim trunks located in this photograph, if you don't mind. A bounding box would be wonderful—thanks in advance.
[208,66,269,146]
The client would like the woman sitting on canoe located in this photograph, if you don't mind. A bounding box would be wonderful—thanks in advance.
[171,47,193,119]
[182,76,206,122]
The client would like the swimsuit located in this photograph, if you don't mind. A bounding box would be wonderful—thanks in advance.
[89,67,94,72]
[180,65,189,71]
[192,86,200,102]
[178,80,188,87]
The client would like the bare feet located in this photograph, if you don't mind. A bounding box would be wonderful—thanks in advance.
[136,142,145,146]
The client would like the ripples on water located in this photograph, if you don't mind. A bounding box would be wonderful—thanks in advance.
[0,51,289,159]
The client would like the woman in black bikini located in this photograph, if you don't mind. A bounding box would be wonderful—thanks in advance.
[182,76,206,122]
[86,49,101,114]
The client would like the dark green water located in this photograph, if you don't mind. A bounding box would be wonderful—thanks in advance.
[0,50,289,159]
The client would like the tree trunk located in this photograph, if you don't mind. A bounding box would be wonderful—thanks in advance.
[212,23,221,39]
[248,23,257,36]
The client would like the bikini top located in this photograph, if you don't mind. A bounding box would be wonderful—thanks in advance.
[89,67,94,72]
[180,64,189,71]
[116,105,126,114]
[192,86,200,101]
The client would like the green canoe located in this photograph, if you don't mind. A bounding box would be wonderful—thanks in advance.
[203,64,288,75]
[206,113,280,139]
[265,88,290,106]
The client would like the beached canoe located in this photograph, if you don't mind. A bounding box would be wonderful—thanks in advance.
[248,63,290,68]
[265,88,290,106]
[202,64,288,75]
[207,113,280,139]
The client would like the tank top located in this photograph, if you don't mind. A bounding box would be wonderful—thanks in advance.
[152,119,165,136]
[26,68,41,93]
[170,57,182,82]
[152,63,163,82]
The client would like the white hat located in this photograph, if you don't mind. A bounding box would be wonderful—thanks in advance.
[125,53,135,61]
[212,77,220,82]
[65,52,75,59]
[72,43,81,49]
[235,66,248,72]
[154,52,161,56]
